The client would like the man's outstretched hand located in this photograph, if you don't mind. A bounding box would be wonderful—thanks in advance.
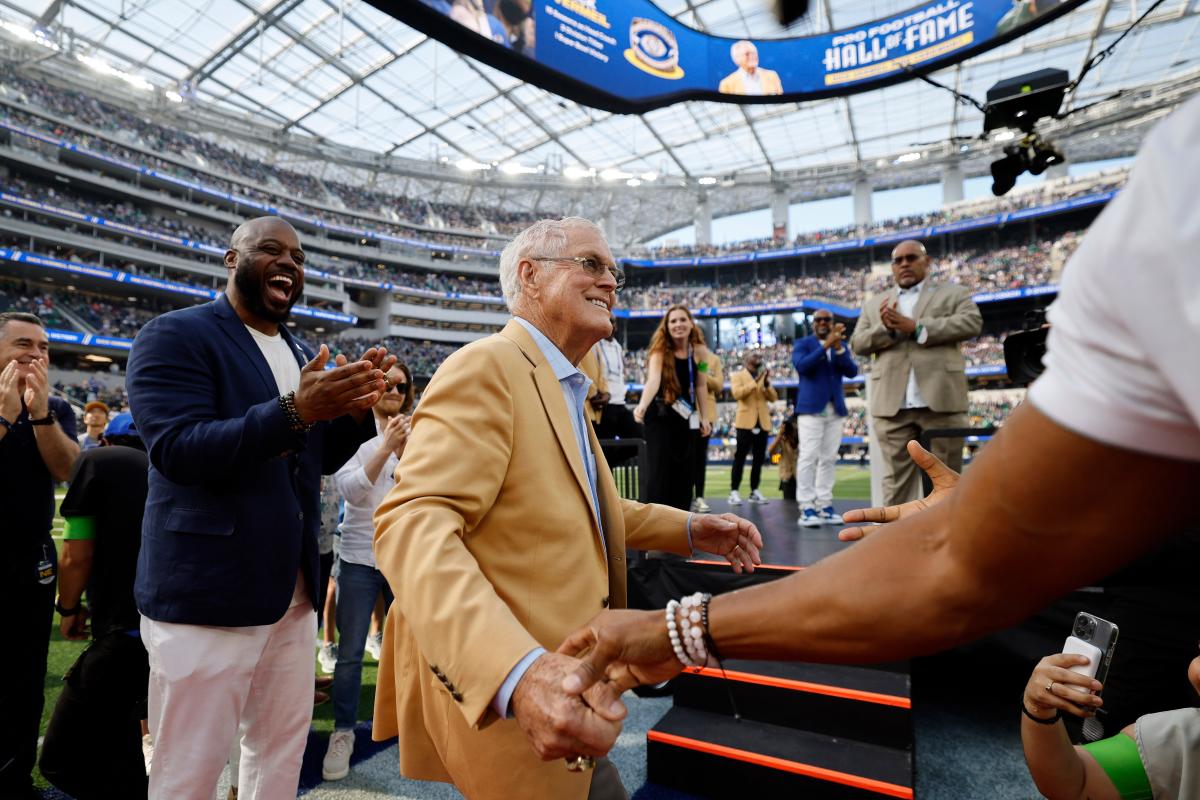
[838,440,959,541]
[690,513,763,573]
[510,652,627,761]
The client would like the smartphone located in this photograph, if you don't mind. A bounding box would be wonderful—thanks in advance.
[1061,611,1119,696]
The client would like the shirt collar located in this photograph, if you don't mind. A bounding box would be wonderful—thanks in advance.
[898,280,924,296]
[514,316,586,385]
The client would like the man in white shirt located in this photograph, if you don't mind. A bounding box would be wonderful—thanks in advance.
[850,242,982,505]
[322,363,412,782]
[590,314,642,440]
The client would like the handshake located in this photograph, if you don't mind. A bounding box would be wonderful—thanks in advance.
[515,441,960,764]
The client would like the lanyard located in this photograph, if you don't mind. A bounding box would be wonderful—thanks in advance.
[685,344,695,404]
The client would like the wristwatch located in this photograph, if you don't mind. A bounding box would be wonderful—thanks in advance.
[30,410,56,426]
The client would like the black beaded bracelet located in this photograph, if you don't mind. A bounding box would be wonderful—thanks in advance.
[1021,702,1061,725]
[698,593,721,661]
[279,391,313,434]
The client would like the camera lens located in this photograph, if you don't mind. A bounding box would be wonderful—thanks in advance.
[1074,616,1094,639]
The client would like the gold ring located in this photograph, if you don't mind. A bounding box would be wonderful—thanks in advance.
[565,755,596,772]
[1045,680,1054,694]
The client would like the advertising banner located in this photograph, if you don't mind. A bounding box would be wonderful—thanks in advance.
[374,0,1089,112]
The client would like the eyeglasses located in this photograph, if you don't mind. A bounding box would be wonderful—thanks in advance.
[530,256,625,290]
[892,253,922,265]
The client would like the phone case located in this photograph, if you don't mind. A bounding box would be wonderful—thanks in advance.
[1061,635,1103,696]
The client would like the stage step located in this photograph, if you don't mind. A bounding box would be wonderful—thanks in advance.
[647,706,913,799]
[672,659,912,750]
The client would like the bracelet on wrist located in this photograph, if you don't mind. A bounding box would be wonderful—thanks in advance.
[55,599,82,617]
[279,391,313,434]
[1021,701,1061,724]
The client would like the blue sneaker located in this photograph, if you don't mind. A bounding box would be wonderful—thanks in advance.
[820,506,844,525]
[798,508,822,528]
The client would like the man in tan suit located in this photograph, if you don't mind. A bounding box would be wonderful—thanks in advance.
[850,240,982,506]
[718,40,784,96]
[727,351,778,506]
[691,348,723,512]
[372,217,762,800]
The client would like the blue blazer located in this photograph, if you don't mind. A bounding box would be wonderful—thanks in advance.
[127,294,374,626]
[791,336,859,416]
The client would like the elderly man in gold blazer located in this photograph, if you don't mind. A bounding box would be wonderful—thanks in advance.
[372,217,762,800]
[850,239,983,506]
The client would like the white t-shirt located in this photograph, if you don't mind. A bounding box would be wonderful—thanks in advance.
[244,325,301,396]
[244,325,307,604]
[596,338,628,404]
[1028,94,1200,462]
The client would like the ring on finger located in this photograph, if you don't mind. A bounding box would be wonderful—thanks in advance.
[564,755,595,772]
[1045,680,1055,694]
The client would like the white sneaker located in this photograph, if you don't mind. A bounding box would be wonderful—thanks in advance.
[728,490,743,506]
[317,641,338,674]
[142,733,154,776]
[749,490,769,505]
[322,729,355,781]
[693,497,711,512]
[819,506,844,525]
[365,632,383,661]
[798,508,822,528]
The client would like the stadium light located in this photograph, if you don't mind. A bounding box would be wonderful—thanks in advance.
[454,158,490,172]
[993,130,1016,142]
[165,90,183,103]
[894,152,922,164]
[600,168,631,182]
[625,178,642,187]
[640,171,659,182]
[499,161,538,175]
[698,176,718,186]
[563,165,595,180]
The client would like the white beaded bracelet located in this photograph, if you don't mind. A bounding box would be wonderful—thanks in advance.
[678,592,709,666]
[665,599,694,666]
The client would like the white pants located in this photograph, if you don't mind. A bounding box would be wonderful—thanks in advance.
[142,600,317,800]
[796,411,844,509]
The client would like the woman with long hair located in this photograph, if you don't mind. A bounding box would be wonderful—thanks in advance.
[633,304,713,510]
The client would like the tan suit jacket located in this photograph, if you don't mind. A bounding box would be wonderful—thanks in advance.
[579,345,608,425]
[718,68,783,95]
[730,367,778,430]
[699,351,723,425]
[372,320,691,800]
[849,282,982,418]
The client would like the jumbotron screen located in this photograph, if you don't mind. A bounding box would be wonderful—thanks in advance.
[371,0,1088,112]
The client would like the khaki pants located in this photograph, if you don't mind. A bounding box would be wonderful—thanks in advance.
[872,408,968,507]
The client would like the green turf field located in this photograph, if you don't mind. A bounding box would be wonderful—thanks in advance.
[701,463,871,501]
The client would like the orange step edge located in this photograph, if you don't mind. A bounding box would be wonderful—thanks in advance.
[647,729,913,799]
[683,666,911,709]
[687,558,805,571]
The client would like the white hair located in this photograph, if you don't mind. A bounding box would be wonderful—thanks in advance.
[498,217,605,313]
[731,40,756,62]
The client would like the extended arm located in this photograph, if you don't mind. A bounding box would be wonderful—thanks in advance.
[634,351,664,420]
[709,402,1198,662]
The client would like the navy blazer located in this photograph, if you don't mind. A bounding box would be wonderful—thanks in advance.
[791,335,859,416]
[127,294,373,626]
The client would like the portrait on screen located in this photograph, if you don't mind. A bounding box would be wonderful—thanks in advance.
[718,40,783,96]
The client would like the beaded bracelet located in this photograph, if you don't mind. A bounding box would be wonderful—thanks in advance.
[279,391,313,434]
[679,592,709,665]
[665,599,694,667]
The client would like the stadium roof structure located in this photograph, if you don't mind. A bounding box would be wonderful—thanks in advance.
[1,0,1197,245]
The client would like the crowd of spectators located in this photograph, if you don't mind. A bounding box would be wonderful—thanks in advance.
[327,336,461,378]
[3,174,507,300]
[621,234,1079,314]
[54,375,127,410]
[0,70,547,240]
[633,170,1126,260]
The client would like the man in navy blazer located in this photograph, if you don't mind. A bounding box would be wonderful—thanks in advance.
[127,216,394,800]
[791,310,858,527]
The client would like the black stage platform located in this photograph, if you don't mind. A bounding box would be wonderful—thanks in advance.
[690,498,863,568]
